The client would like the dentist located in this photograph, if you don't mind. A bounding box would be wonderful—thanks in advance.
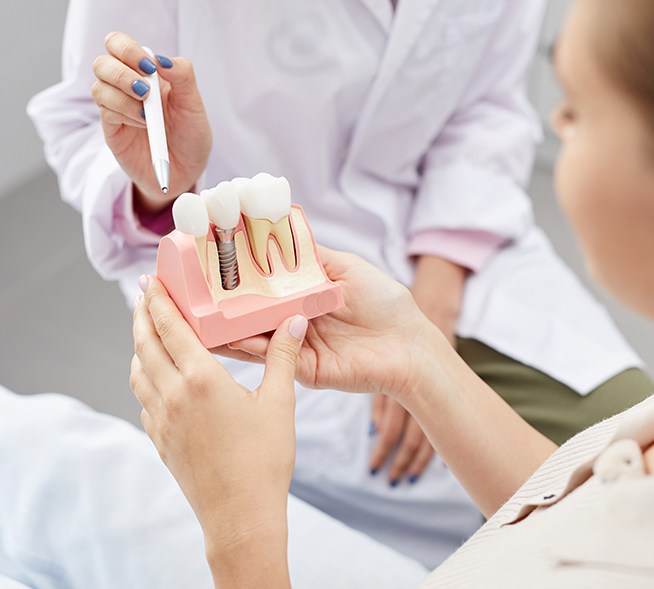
[27,0,650,577]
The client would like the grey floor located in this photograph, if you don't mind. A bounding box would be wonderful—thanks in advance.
[1,165,652,429]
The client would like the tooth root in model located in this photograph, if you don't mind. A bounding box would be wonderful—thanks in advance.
[201,181,242,290]
[172,192,210,277]
[242,217,274,275]
[237,173,297,275]
[270,216,296,270]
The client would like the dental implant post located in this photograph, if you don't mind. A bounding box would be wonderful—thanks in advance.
[215,227,239,290]
[202,182,241,290]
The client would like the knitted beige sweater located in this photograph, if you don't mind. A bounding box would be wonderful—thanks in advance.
[421,396,654,588]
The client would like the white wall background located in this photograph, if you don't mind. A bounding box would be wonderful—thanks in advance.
[0,0,69,199]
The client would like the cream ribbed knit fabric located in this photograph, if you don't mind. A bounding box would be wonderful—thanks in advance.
[421,396,654,588]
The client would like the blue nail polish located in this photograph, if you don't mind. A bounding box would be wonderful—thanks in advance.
[408,475,419,485]
[156,54,173,68]
[132,80,150,97]
[390,479,399,488]
[370,468,379,476]
[139,58,157,75]
[368,422,376,437]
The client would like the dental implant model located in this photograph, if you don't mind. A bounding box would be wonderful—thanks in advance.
[172,192,210,277]
[156,172,343,348]
[202,181,241,290]
[237,173,297,275]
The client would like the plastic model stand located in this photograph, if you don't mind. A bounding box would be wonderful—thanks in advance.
[156,205,343,348]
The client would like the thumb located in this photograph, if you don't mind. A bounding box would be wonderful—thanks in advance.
[261,315,308,392]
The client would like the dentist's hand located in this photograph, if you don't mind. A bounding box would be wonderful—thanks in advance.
[92,32,212,214]
[221,247,441,400]
[130,276,304,587]
[368,394,437,486]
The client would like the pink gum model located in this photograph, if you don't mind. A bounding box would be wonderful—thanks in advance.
[156,205,343,348]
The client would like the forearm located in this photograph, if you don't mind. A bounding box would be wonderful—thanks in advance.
[400,324,557,517]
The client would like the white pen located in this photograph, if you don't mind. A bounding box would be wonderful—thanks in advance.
[142,46,170,194]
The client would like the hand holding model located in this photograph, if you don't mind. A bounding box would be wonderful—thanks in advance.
[132,244,554,587]
[91,32,211,213]
[131,248,439,581]
[131,276,308,588]
[223,246,438,399]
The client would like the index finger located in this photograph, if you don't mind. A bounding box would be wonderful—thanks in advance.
[143,275,215,371]
[104,31,157,75]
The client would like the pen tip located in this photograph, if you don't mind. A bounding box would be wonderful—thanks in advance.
[162,187,169,194]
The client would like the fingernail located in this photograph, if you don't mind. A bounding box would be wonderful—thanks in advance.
[138,274,150,293]
[390,479,399,488]
[132,80,150,97]
[139,58,157,75]
[408,475,419,485]
[288,315,308,341]
[140,108,146,119]
[156,54,173,68]
[368,421,377,437]
[370,468,379,476]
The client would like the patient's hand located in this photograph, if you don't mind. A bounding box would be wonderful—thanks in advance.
[220,246,440,399]
[131,276,302,587]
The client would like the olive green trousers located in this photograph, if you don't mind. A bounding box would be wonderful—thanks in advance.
[457,338,653,446]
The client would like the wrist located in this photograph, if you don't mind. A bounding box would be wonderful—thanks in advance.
[133,182,175,216]
[205,509,290,589]
[411,256,467,334]
[133,177,200,217]
[392,318,452,407]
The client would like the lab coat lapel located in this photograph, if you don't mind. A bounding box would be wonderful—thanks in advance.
[356,0,393,32]
[346,0,442,163]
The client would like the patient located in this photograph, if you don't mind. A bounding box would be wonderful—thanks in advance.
[131,0,654,586]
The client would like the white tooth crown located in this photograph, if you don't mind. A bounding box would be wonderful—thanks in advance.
[230,177,251,191]
[201,182,241,230]
[172,192,210,238]
[237,173,291,223]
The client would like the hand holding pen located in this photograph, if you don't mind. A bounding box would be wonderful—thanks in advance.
[91,32,212,215]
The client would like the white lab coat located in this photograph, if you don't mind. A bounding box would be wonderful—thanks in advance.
[28,0,642,568]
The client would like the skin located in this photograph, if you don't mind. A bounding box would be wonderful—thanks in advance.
[93,31,469,483]
[551,0,654,316]
[131,1,654,585]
